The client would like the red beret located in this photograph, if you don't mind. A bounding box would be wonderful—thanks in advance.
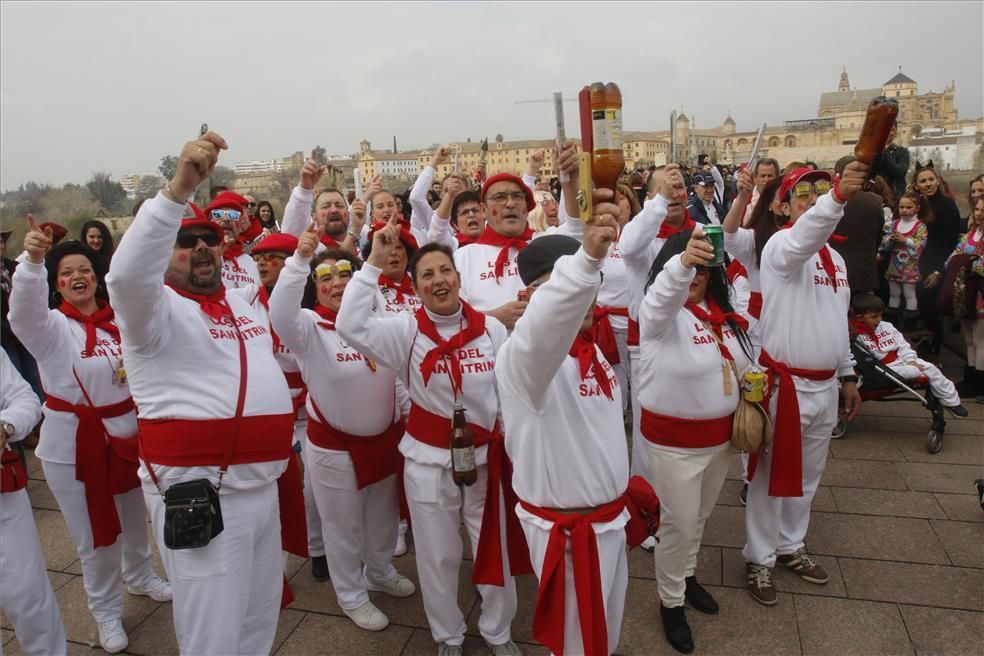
[252,233,298,255]
[481,173,535,212]
[778,167,832,202]
[205,191,248,216]
[39,222,68,243]
[178,203,225,239]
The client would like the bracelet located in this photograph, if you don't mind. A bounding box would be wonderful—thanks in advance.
[162,184,182,204]
[347,231,360,244]
[839,375,859,384]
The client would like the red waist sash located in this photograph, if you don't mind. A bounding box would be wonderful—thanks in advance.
[406,403,532,586]
[751,350,836,497]
[640,409,733,449]
[880,351,899,365]
[627,317,640,347]
[282,371,307,416]
[748,291,763,320]
[307,404,403,489]
[1,448,28,493]
[45,393,138,548]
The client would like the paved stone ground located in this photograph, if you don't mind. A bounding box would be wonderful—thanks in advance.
[2,351,982,655]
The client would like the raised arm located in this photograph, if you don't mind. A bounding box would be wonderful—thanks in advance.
[281,150,325,237]
[620,164,682,260]
[8,215,69,361]
[426,175,463,251]
[107,131,228,353]
[411,148,449,234]
[723,169,753,234]
[639,231,713,342]
[268,227,320,357]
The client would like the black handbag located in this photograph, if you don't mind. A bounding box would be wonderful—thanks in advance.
[162,478,224,550]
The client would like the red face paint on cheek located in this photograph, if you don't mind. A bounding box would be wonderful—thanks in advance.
[421,284,432,295]
[319,285,329,295]
[490,209,497,217]
[177,253,189,263]
[59,279,67,288]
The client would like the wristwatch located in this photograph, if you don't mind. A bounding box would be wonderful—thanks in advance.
[839,375,859,384]
[0,421,15,437]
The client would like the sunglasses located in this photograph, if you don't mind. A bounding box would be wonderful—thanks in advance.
[312,260,353,281]
[210,209,241,221]
[253,252,286,263]
[790,180,832,199]
[247,202,257,208]
[176,232,222,248]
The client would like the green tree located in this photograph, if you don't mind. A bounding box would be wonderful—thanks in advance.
[159,155,178,180]
[314,146,328,166]
[86,172,127,212]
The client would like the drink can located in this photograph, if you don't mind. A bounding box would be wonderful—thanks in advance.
[702,225,725,266]
[742,367,766,403]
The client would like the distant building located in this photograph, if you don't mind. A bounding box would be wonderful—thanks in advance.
[908,126,983,171]
[232,160,285,175]
[119,172,165,199]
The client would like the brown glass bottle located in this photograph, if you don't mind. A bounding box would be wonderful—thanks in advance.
[588,82,625,192]
[450,403,477,487]
[854,96,899,165]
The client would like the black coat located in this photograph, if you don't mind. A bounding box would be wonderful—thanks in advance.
[920,192,961,277]
[832,191,884,295]
[687,194,725,225]
[879,144,910,203]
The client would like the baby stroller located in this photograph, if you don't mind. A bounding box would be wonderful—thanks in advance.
[831,333,947,453]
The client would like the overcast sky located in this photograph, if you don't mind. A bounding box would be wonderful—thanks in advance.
[2,1,982,191]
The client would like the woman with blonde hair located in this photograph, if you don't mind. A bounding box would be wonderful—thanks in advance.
[527,190,560,233]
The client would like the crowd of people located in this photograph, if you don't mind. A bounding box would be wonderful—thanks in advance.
[0,123,981,656]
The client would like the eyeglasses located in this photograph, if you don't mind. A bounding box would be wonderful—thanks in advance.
[312,260,353,281]
[695,266,711,276]
[210,209,242,221]
[253,252,287,263]
[457,207,481,216]
[246,202,257,208]
[175,232,222,248]
[487,191,527,204]
[790,180,832,199]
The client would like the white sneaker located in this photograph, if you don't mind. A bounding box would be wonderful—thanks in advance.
[97,619,128,654]
[343,601,389,631]
[438,643,463,656]
[394,532,407,556]
[127,575,173,602]
[489,639,524,655]
[367,572,416,598]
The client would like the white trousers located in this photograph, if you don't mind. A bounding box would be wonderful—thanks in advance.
[627,350,653,485]
[520,516,628,656]
[743,383,837,567]
[612,327,630,414]
[146,483,282,656]
[887,359,961,406]
[42,460,155,623]
[295,423,325,558]
[307,446,399,609]
[962,319,984,370]
[645,444,730,607]
[404,459,517,646]
[0,489,66,656]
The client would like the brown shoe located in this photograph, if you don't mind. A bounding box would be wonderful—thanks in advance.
[777,548,829,584]
[746,563,778,606]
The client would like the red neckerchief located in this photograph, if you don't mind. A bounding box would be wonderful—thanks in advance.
[656,208,696,239]
[591,306,621,365]
[57,299,119,356]
[568,331,614,400]
[379,273,415,304]
[166,284,233,322]
[780,225,844,292]
[456,233,477,246]
[240,217,263,242]
[415,302,486,397]
[223,243,245,272]
[320,234,341,249]
[313,304,337,330]
[726,259,748,284]
[257,286,282,352]
[475,225,529,280]
[685,294,748,361]
[849,315,878,345]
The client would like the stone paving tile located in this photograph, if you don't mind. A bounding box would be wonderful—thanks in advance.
[627,544,721,585]
[895,462,983,494]
[715,479,837,513]
[1,638,96,655]
[894,432,984,466]
[899,605,984,656]
[819,459,909,490]
[25,477,59,511]
[794,595,914,656]
[852,414,983,437]
[829,431,907,461]
[930,519,984,568]
[0,570,77,632]
[33,508,81,572]
[721,547,849,598]
[274,613,412,656]
[0,628,12,647]
[52,575,162,646]
[829,487,946,519]
[399,628,548,656]
[465,572,537,644]
[24,449,43,479]
[838,558,983,611]
[933,493,984,523]
[807,513,948,565]
[699,504,746,549]
[127,606,303,656]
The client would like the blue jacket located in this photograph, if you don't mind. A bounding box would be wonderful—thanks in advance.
[687,193,725,225]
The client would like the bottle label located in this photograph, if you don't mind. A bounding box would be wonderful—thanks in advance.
[592,108,623,150]
[452,446,476,473]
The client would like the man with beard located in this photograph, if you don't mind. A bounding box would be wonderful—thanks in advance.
[281,150,366,257]
[106,131,297,655]
[205,190,260,289]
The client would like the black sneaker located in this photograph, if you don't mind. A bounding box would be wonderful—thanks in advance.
[659,604,694,654]
[311,555,331,582]
[945,404,968,418]
[739,483,748,506]
[684,576,719,614]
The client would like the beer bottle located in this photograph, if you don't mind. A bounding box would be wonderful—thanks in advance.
[588,82,625,192]
[854,96,899,165]
[450,403,477,487]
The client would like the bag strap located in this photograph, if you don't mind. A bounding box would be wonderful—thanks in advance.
[698,319,742,382]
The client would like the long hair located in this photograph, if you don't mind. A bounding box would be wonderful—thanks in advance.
[912,161,953,199]
[643,230,753,361]
[896,190,930,222]
[79,220,115,261]
[747,176,784,268]
[301,248,361,309]
[527,190,558,233]
[44,240,108,309]
[616,182,642,220]
[256,201,278,231]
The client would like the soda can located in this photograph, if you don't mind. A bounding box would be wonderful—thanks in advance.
[742,367,766,403]
[702,225,726,266]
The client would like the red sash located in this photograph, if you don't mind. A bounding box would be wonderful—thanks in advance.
[519,480,654,656]
[1,448,28,493]
[591,306,623,365]
[748,291,763,320]
[639,409,733,449]
[307,400,403,489]
[282,371,307,416]
[405,403,532,586]
[627,317,640,347]
[751,350,836,497]
[569,332,614,400]
[880,351,899,365]
[45,393,138,548]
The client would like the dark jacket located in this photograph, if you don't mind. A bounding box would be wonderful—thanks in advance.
[832,191,885,294]
[921,192,962,277]
[1,256,21,349]
[879,144,910,203]
[687,194,725,225]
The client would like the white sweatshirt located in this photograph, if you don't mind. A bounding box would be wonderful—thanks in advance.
[454,241,527,315]
[637,255,750,426]
[618,194,673,324]
[856,320,917,363]
[410,165,437,238]
[337,262,508,468]
[268,254,399,448]
[221,252,259,289]
[9,261,137,465]
[0,348,41,444]
[238,283,303,407]
[724,227,761,295]
[106,192,294,491]
[758,192,854,388]
[497,248,628,517]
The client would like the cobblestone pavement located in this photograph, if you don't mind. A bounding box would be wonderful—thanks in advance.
[3,352,982,655]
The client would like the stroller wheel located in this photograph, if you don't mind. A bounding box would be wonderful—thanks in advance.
[926,428,944,454]
[831,418,848,439]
